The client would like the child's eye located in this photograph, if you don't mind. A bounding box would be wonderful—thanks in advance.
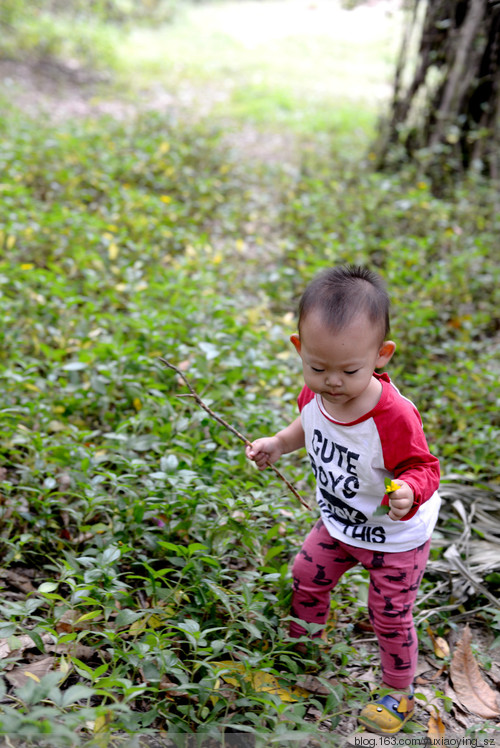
[311,366,324,373]
[344,370,359,375]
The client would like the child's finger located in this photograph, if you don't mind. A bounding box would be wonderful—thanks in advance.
[388,495,412,520]
[246,446,266,467]
[388,507,404,521]
[246,446,264,463]
[253,455,269,470]
[390,487,405,499]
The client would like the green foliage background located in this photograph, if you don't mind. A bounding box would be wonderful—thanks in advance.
[0,1,499,744]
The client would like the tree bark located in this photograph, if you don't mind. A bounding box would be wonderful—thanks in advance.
[376,0,500,187]
[430,0,486,148]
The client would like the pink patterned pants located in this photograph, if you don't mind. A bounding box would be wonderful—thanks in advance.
[290,518,431,689]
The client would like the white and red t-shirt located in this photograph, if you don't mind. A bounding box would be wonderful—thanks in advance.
[298,373,441,552]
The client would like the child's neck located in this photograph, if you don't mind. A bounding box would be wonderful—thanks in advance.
[322,376,382,422]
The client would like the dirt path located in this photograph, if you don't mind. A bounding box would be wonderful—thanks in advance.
[0,0,402,155]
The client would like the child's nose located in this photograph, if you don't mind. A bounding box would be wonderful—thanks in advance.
[325,372,342,387]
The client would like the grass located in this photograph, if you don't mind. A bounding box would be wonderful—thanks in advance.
[0,1,499,744]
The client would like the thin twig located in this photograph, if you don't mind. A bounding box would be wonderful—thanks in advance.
[159,357,310,511]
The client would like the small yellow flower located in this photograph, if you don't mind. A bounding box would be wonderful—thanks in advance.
[385,479,400,493]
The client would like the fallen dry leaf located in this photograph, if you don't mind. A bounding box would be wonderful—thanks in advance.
[71,531,94,544]
[449,624,500,719]
[426,625,450,659]
[157,673,194,701]
[55,609,103,634]
[488,663,500,688]
[0,633,54,660]
[92,711,114,736]
[5,656,56,688]
[416,664,446,684]
[444,681,469,723]
[53,643,96,660]
[427,708,446,742]
[212,660,310,702]
[0,569,36,594]
[295,673,336,697]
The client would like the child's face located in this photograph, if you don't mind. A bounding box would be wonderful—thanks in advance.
[291,310,395,417]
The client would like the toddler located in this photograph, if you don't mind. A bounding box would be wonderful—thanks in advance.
[246,265,440,735]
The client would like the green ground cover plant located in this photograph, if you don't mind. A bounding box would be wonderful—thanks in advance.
[0,102,498,745]
[0,1,499,745]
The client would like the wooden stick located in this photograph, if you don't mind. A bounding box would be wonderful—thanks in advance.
[159,357,310,511]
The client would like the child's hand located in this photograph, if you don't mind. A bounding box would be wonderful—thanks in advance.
[386,480,414,521]
[246,436,283,470]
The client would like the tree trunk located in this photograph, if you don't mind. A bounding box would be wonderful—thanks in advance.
[376,0,500,188]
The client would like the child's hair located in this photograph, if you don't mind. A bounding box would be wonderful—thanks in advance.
[298,265,390,339]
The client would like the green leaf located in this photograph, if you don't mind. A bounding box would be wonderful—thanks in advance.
[101,546,121,565]
[70,658,94,679]
[61,684,95,707]
[157,541,187,557]
[204,579,234,615]
[61,361,87,371]
[26,631,45,653]
[7,635,23,652]
[187,542,209,556]
[75,610,102,623]
[114,609,145,627]
[176,619,200,635]
[38,582,58,594]
[264,544,285,563]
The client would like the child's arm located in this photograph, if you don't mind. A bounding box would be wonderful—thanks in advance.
[373,380,441,521]
[377,406,440,521]
[246,416,305,470]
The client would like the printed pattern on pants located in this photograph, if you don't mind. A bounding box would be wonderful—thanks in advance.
[290,519,431,689]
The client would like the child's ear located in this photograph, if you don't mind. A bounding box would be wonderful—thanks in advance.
[290,334,301,354]
[376,340,396,368]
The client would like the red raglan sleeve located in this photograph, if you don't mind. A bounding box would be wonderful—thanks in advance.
[297,385,315,413]
[375,387,440,521]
